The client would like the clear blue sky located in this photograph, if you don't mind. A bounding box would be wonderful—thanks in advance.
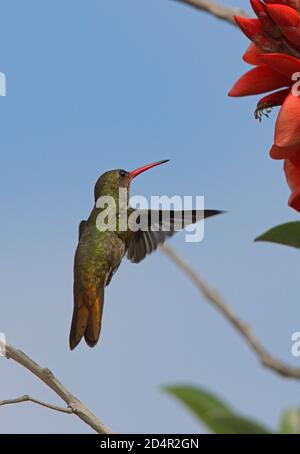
[1,0,300,434]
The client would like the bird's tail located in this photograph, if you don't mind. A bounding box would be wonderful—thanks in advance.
[69,285,105,350]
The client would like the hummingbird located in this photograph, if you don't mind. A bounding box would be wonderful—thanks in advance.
[69,160,222,350]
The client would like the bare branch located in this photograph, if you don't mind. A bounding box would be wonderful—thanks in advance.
[0,341,114,433]
[161,244,300,380]
[171,0,249,25]
[0,395,73,414]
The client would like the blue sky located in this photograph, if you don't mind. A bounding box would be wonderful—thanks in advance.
[1,0,300,433]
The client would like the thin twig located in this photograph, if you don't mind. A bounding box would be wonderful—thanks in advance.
[0,341,114,434]
[0,395,73,414]
[171,0,249,25]
[161,244,300,380]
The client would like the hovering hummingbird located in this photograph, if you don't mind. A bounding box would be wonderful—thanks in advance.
[69,160,222,350]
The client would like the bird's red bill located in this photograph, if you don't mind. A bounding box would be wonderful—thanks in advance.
[129,159,169,179]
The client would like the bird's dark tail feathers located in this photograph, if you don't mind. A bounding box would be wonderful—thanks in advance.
[69,285,104,350]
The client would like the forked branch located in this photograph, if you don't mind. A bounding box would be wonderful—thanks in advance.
[0,341,114,434]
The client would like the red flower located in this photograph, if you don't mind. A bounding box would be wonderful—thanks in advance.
[229,0,300,211]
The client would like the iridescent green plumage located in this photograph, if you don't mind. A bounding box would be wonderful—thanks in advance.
[69,162,223,350]
[70,169,131,349]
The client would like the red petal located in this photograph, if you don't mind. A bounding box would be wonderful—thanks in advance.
[251,0,282,37]
[288,186,300,211]
[243,43,262,65]
[265,4,299,27]
[265,4,300,44]
[289,152,300,166]
[235,17,282,52]
[275,91,300,147]
[234,16,263,40]
[228,66,290,97]
[285,157,299,190]
[234,16,283,53]
[284,156,300,211]
[270,143,300,159]
[280,25,300,44]
[259,52,300,76]
[258,88,290,107]
[251,0,265,16]
[265,1,300,13]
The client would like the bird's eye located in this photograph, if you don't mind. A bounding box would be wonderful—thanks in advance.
[119,171,126,178]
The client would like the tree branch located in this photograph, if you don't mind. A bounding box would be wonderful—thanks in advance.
[161,244,300,380]
[0,341,114,434]
[0,395,73,414]
[171,0,249,25]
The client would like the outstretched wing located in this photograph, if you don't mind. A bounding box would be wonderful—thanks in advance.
[127,209,222,264]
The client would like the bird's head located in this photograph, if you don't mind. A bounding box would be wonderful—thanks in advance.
[94,160,169,202]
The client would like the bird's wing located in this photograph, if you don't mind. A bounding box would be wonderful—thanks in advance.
[79,220,87,240]
[126,209,222,264]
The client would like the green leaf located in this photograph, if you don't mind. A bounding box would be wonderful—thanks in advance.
[255,222,300,249]
[164,385,271,434]
[212,415,272,434]
[280,409,300,434]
